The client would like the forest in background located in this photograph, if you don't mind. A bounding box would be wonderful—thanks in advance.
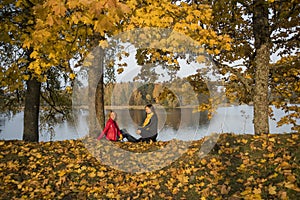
[74,75,214,108]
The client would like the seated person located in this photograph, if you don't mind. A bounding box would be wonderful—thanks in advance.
[97,111,122,141]
[122,104,158,142]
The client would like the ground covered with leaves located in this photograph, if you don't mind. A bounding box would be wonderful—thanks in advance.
[0,133,299,199]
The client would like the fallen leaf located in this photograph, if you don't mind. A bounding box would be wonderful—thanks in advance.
[268,185,276,195]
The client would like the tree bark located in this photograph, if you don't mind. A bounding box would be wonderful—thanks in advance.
[23,77,41,142]
[253,44,270,135]
[95,47,105,132]
[252,0,270,135]
[88,47,105,137]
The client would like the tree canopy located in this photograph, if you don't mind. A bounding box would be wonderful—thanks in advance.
[196,0,300,132]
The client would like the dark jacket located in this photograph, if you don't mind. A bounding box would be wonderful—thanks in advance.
[97,118,121,141]
[138,113,158,138]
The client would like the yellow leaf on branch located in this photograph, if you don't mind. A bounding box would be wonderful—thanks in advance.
[69,73,76,80]
[30,51,39,59]
[52,2,67,16]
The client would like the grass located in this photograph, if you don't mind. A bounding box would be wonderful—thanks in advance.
[0,133,299,199]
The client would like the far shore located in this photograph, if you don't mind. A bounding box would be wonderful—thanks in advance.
[7,102,251,112]
[73,105,202,110]
[74,102,243,110]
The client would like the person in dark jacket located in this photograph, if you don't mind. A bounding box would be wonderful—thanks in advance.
[97,111,122,141]
[122,104,158,142]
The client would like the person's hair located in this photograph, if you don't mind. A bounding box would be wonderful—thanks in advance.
[107,110,117,120]
[145,104,155,113]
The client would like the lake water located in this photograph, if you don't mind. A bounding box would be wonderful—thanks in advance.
[0,105,296,142]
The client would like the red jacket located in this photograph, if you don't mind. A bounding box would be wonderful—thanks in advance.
[97,118,121,141]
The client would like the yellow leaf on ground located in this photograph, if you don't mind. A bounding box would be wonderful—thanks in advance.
[79,185,86,191]
[267,153,275,158]
[58,170,66,177]
[280,161,290,168]
[36,153,42,158]
[253,187,261,194]
[269,137,276,142]
[241,139,248,144]
[200,159,207,165]
[88,172,96,178]
[268,185,277,195]
[177,174,189,184]
[285,182,300,192]
[291,134,299,139]
[287,175,296,183]
[97,171,105,177]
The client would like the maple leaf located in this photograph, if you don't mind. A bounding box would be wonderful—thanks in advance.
[52,2,67,16]
[69,73,76,80]
[268,185,277,195]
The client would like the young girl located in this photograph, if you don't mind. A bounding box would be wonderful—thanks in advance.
[97,111,122,141]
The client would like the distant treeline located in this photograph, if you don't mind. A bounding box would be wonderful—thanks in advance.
[74,76,214,108]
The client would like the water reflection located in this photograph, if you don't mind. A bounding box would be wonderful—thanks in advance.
[114,108,208,132]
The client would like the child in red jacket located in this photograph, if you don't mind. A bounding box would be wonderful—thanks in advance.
[97,111,122,141]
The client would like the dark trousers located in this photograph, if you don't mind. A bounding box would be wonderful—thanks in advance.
[121,129,157,143]
[139,134,157,143]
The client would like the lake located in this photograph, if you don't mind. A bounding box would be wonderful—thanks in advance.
[0,105,296,142]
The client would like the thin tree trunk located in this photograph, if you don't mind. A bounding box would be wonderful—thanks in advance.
[95,47,105,132]
[253,0,270,135]
[23,77,41,142]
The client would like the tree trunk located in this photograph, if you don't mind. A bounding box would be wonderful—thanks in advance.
[253,44,270,135]
[252,0,270,135]
[88,47,105,137]
[23,77,41,142]
[95,47,105,132]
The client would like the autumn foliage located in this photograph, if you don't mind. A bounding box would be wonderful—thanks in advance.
[1,133,299,199]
